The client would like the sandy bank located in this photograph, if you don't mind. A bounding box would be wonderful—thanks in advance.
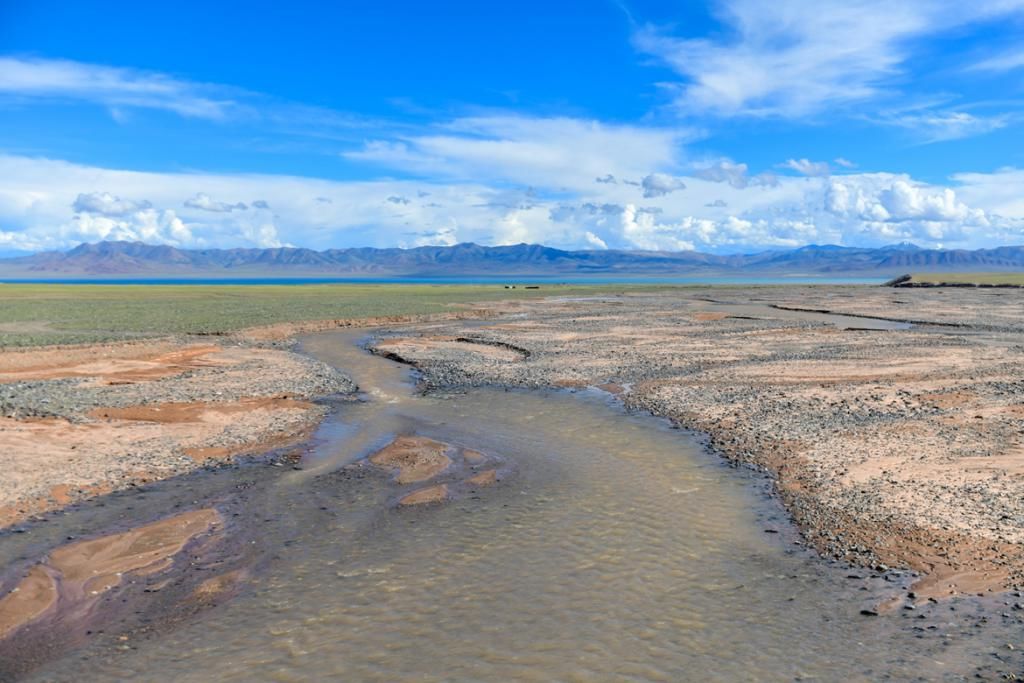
[0,338,354,529]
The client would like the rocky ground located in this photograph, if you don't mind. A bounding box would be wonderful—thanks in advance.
[367,286,1024,603]
[0,337,354,528]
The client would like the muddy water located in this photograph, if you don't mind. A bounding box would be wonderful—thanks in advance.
[5,330,1015,681]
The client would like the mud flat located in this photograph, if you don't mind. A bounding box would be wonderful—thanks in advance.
[371,286,1024,606]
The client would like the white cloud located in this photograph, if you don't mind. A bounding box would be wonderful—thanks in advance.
[183,192,248,212]
[633,1,1024,118]
[878,110,1010,143]
[0,57,235,120]
[951,167,1024,218]
[641,173,686,198]
[782,158,831,177]
[834,157,856,168]
[345,114,694,190]
[69,207,195,246]
[620,204,696,251]
[694,159,778,188]
[0,154,1021,256]
[72,191,152,216]
[967,49,1024,72]
[584,231,609,249]
[825,177,988,224]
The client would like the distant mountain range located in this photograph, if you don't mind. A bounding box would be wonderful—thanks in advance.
[2,240,1024,278]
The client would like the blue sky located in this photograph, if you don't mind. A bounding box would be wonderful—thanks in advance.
[1,0,1024,253]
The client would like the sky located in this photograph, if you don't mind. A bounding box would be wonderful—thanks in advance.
[1,0,1024,255]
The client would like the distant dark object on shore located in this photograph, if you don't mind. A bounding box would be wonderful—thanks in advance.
[886,273,1024,288]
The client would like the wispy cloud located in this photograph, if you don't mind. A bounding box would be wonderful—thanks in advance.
[0,56,383,142]
[0,56,237,119]
[967,49,1024,73]
[345,114,695,189]
[633,0,1024,118]
[878,110,1011,143]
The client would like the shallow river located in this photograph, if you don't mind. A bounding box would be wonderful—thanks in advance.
[2,329,1013,681]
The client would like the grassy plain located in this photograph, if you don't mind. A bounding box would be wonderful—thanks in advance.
[0,283,645,347]
[907,272,1024,285]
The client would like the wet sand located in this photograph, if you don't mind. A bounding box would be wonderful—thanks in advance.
[0,509,221,640]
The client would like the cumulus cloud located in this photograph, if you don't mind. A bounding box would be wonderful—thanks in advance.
[251,199,271,209]
[386,195,411,205]
[834,157,856,168]
[71,207,194,245]
[693,160,778,188]
[782,158,831,177]
[641,173,686,198]
[1,154,1022,256]
[184,192,248,212]
[818,175,1018,243]
[72,192,152,216]
[619,204,696,251]
[595,174,617,184]
[825,178,987,225]
[584,231,608,249]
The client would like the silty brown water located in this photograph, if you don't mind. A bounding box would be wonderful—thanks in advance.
[7,329,1019,681]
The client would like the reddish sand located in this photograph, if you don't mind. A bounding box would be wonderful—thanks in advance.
[369,436,453,484]
[0,509,220,639]
[398,484,450,506]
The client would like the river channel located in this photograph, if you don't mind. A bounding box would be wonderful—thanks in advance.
[2,328,1013,681]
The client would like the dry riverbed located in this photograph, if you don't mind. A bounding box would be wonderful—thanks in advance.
[369,286,1024,607]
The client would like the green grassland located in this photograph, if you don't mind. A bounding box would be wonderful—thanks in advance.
[907,272,1024,285]
[0,283,653,347]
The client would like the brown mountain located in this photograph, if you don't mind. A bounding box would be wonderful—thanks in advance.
[2,240,1024,278]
